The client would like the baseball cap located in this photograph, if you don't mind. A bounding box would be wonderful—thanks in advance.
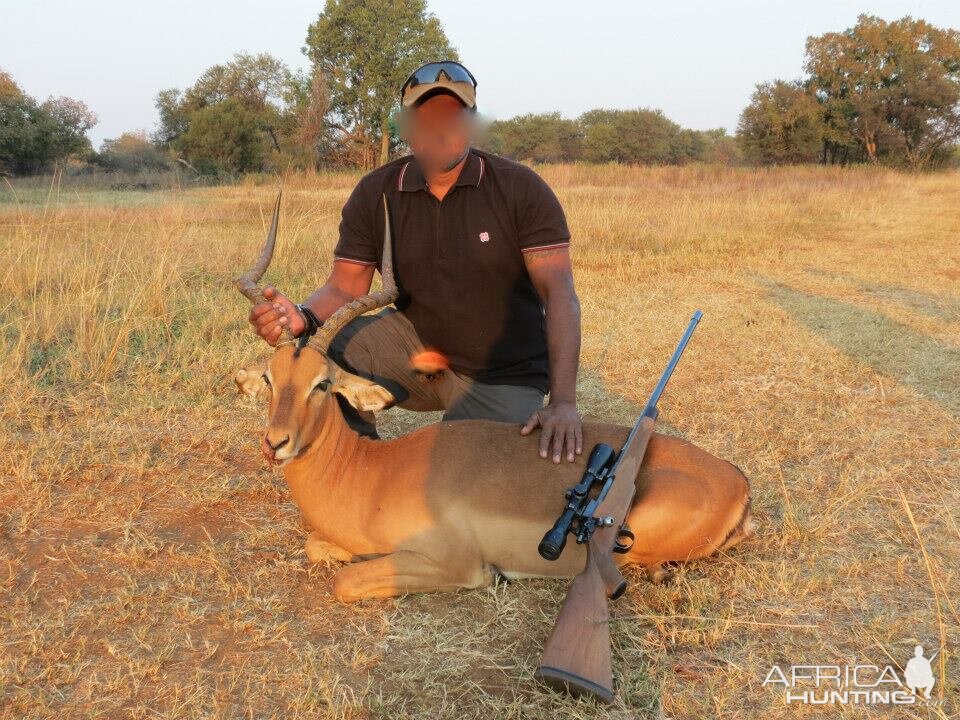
[400,60,477,110]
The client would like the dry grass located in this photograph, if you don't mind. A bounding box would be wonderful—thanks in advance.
[1,163,958,719]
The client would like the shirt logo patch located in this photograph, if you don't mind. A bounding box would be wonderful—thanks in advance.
[479,231,490,243]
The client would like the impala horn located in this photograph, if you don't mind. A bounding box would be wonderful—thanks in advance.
[233,191,294,344]
[307,193,398,354]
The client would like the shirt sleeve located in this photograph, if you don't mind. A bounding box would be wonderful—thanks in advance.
[332,178,379,266]
[516,167,571,253]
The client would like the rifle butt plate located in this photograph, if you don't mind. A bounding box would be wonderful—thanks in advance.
[534,665,614,704]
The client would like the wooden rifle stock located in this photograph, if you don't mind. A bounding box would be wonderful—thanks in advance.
[534,310,703,703]
[534,414,656,703]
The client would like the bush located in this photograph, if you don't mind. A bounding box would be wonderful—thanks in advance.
[93,131,170,174]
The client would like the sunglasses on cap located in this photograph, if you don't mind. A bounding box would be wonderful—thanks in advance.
[401,60,477,97]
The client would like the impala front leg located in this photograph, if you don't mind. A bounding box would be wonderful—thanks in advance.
[305,531,355,564]
[331,550,487,603]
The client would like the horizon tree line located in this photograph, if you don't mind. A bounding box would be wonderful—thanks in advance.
[1,6,957,177]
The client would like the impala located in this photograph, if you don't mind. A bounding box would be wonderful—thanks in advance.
[234,193,753,602]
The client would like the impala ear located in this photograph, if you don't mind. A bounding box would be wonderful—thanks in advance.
[330,365,396,412]
[235,366,269,400]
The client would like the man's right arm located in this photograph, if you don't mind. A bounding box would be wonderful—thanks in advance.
[250,176,381,345]
[249,260,374,345]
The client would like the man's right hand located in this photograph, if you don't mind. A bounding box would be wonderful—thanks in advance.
[249,285,307,345]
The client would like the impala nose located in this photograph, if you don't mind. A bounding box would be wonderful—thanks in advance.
[262,432,290,462]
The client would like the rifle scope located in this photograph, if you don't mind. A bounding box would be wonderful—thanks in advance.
[538,443,616,560]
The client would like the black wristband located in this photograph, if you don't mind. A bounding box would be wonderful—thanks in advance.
[296,303,323,336]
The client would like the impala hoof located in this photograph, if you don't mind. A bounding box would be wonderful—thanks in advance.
[489,564,511,585]
[646,563,676,584]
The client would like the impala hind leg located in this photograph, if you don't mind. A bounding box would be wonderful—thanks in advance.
[614,537,678,585]
[331,550,485,603]
[717,504,755,551]
[645,562,677,584]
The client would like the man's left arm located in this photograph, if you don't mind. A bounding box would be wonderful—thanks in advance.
[520,245,583,463]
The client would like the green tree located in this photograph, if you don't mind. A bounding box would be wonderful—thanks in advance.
[175,98,266,174]
[0,92,50,175]
[154,52,308,173]
[695,128,743,164]
[736,80,824,164]
[0,70,97,175]
[95,130,170,173]
[303,0,457,168]
[153,88,191,148]
[40,96,97,161]
[805,14,960,167]
[0,70,21,101]
[669,128,707,164]
[282,66,336,169]
[483,112,582,162]
[578,108,685,164]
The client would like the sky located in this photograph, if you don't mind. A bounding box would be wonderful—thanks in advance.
[3,0,960,149]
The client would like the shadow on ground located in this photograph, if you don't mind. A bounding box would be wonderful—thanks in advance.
[756,275,960,419]
[803,265,960,323]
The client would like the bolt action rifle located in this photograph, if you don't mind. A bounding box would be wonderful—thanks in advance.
[534,310,704,703]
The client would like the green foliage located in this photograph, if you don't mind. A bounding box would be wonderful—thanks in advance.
[805,14,960,168]
[483,112,581,162]
[151,0,459,174]
[578,108,701,164]
[0,71,97,176]
[739,14,960,168]
[478,108,738,166]
[0,93,53,175]
[41,96,97,161]
[176,97,266,174]
[154,52,304,175]
[304,0,456,167]
[943,144,960,168]
[93,131,170,174]
[696,128,743,165]
[0,69,21,100]
[153,88,190,148]
[737,81,825,165]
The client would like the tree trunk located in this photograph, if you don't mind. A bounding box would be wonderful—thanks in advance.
[378,112,390,167]
[863,129,878,162]
[266,126,281,153]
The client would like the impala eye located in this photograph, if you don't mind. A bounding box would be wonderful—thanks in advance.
[261,373,271,387]
[312,379,330,393]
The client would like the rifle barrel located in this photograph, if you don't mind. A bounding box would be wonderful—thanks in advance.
[642,309,703,418]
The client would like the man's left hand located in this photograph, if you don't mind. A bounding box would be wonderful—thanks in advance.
[520,400,583,463]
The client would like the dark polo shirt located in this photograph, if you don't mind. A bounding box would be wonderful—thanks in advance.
[332,147,571,393]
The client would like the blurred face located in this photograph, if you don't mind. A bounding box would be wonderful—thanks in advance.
[400,93,476,174]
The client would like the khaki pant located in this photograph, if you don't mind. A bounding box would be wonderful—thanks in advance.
[326,307,546,438]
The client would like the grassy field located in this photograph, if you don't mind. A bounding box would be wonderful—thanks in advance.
[1,163,958,719]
